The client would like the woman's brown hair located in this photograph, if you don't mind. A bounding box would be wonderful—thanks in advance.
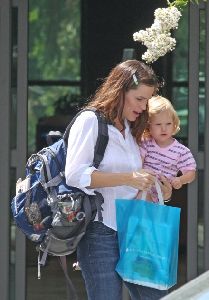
[86,60,159,144]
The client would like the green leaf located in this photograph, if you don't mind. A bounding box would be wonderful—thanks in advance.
[168,0,189,8]
[167,0,208,7]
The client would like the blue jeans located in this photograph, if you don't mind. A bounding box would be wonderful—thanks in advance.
[77,221,168,300]
[124,282,168,300]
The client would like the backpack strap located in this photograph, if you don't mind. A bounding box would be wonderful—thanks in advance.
[59,256,78,300]
[92,111,109,169]
[63,108,97,143]
[63,108,109,169]
[63,108,109,224]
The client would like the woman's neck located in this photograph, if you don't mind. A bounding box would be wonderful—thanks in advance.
[114,117,125,136]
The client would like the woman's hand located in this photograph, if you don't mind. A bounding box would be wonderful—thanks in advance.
[131,169,156,190]
[158,175,172,201]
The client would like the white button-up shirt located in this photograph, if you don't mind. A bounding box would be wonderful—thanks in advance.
[65,110,142,231]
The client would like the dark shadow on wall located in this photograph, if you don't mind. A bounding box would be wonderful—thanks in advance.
[81,0,169,97]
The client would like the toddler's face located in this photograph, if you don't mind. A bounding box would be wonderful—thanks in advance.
[149,110,175,147]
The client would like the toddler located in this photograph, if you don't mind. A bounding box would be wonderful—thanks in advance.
[138,95,196,201]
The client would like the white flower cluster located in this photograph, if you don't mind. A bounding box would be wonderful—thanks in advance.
[133,6,182,64]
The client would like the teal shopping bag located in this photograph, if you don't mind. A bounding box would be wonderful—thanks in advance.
[115,183,181,290]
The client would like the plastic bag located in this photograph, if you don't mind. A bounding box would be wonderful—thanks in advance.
[115,182,181,290]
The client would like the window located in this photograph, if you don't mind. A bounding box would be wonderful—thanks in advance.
[172,7,205,151]
[28,0,81,154]
[172,8,189,140]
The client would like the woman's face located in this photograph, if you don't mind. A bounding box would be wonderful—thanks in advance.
[122,84,155,122]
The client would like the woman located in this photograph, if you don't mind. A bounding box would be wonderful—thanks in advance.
[65,60,172,300]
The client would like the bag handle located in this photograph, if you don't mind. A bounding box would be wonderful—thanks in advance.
[141,180,164,205]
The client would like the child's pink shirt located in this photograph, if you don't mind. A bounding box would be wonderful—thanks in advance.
[139,138,196,179]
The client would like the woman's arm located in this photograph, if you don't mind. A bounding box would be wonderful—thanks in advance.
[90,169,156,191]
[65,111,157,194]
[65,111,99,194]
[88,169,171,200]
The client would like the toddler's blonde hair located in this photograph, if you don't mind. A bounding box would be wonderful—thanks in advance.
[144,95,180,137]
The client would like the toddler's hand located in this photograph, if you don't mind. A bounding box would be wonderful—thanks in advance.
[171,177,182,189]
[158,175,172,200]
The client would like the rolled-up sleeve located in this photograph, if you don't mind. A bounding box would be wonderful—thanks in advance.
[65,111,99,195]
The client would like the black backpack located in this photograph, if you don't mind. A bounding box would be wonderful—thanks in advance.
[11,108,109,300]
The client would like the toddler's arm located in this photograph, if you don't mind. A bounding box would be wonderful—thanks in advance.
[171,170,196,189]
